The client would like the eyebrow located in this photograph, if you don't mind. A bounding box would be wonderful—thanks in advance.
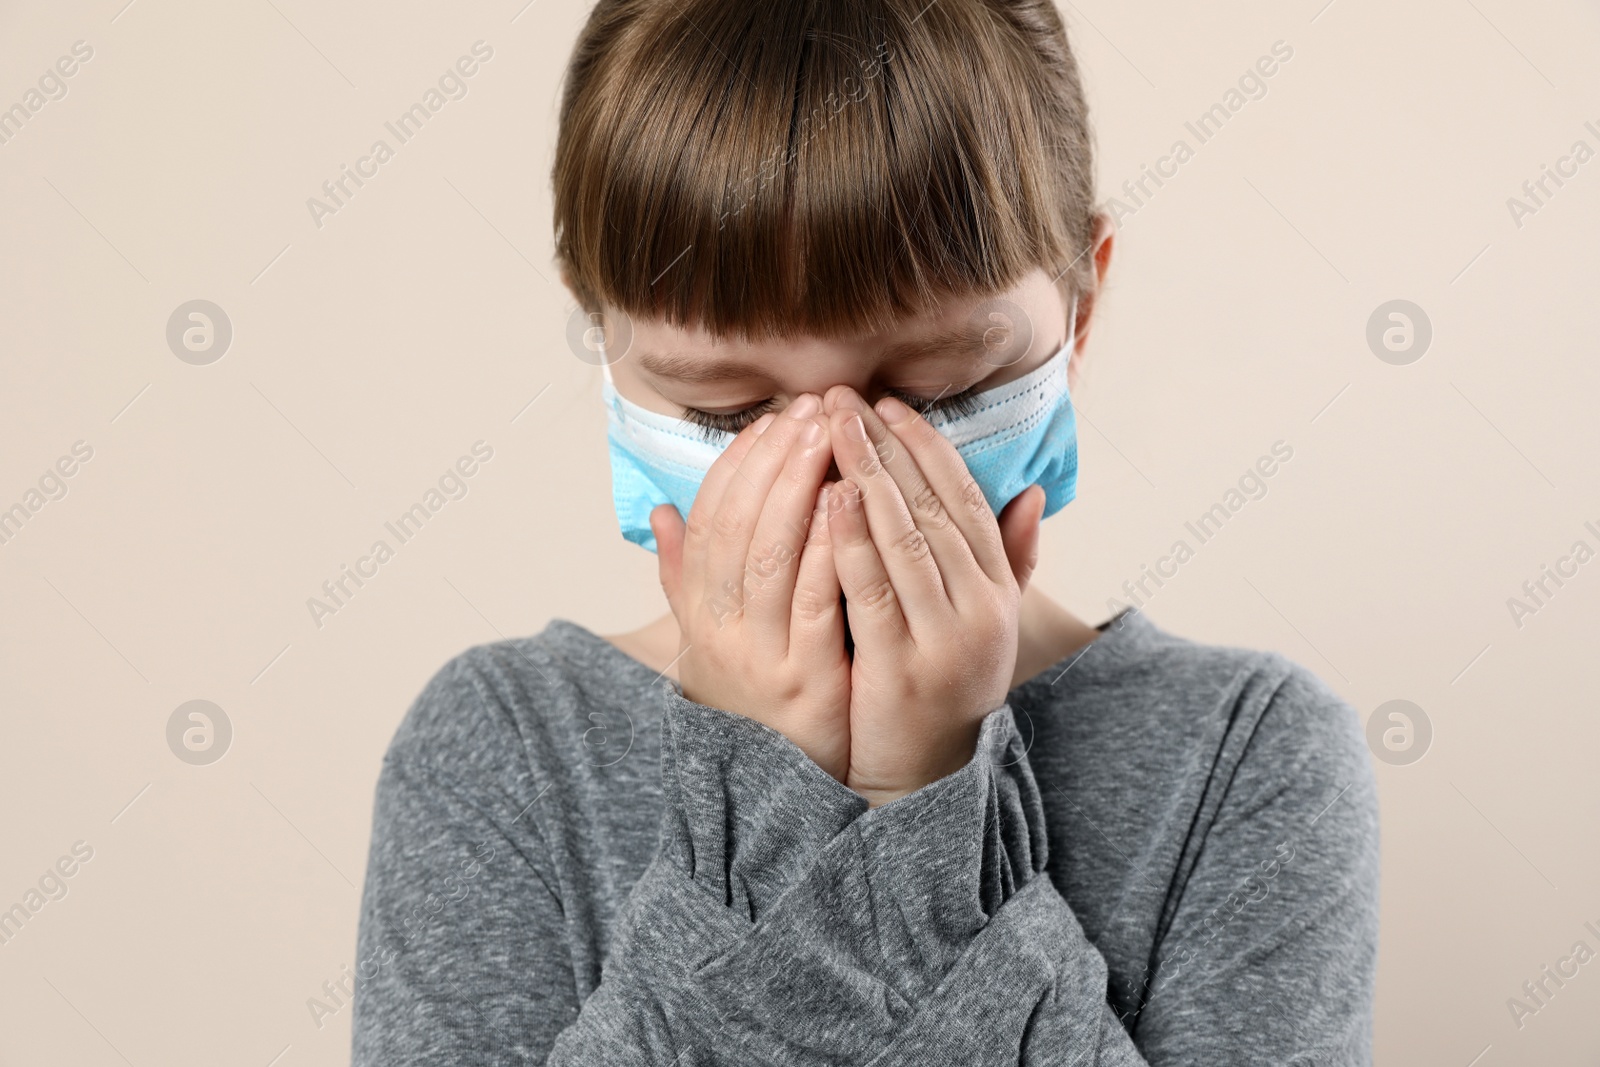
[635,322,998,384]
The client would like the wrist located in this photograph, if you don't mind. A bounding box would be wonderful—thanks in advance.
[848,718,983,807]
[659,685,866,917]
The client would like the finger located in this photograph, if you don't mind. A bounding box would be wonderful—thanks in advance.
[997,484,1045,595]
[789,483,845,663]
[744,413,834,645]
[681,411,776,613]
[867,393,1013,588]
[827,388,991,611]
[705,395,827,633]
[651,502,687,623]
[826,404,948,626]
[826,478,911,652]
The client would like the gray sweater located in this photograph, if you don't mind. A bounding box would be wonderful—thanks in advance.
[352,608,1379,1065]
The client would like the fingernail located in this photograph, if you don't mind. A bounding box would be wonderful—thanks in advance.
[876,396,913,424]
[752,412,777,435]
[787,393,820,420]
[800,419,823,446]
[845,413,869,442]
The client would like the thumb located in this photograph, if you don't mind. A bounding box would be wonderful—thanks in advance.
[997,485,1045,595]
[651,503,687,621]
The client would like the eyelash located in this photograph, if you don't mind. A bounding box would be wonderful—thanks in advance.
[681,386,984,440]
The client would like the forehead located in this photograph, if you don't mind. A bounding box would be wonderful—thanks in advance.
[633,322,1000,383]
[620,268,1062,382]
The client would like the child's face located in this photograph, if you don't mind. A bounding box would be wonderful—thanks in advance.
[603,267,1078,430]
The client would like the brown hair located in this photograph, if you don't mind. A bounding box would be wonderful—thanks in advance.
[553,0,1097,341]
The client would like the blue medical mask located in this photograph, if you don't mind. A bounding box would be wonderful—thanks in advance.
[600,302,1080,553]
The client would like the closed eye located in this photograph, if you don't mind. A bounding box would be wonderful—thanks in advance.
[680,385,983,441]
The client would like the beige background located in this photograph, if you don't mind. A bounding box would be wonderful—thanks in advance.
[2,0,1598,1063]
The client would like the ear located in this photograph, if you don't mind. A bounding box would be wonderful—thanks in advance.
[1061,213,1116,393]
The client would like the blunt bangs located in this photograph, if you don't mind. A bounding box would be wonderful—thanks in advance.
[554,0,1096,340]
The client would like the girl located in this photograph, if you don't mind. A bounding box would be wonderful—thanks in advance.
[354,0,1379,1063]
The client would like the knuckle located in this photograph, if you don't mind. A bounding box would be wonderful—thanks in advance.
[745,540,796,592]
[684,509,714,543]
[790,583,834,623]
[889,525,932,564]
[856,575,898,612]
[905,484,953,531]
[711,507,747,543]
[959,477,989,517]
[770,674,805,706]
[853,452,883,479]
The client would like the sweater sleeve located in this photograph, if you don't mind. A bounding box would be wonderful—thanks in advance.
[351,655,585,1065]
[355,654,1378,1066]
[350,653,871,1066]
[596,668,1379,1066]
[817,665,1381,1067]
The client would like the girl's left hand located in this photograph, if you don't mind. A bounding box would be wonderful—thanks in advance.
[822,387,1047,807]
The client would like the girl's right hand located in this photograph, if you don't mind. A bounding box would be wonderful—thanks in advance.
[652,394,852,783]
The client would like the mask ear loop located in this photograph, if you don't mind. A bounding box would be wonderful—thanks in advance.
[595,310,624,402]
[599,323,616,386]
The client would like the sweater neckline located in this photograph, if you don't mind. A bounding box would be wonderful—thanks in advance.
[1008,606,1156,699]
[543,606,1160,703]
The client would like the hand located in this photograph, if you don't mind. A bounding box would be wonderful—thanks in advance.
[652,394,853,782]
[822,388,1046,806]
